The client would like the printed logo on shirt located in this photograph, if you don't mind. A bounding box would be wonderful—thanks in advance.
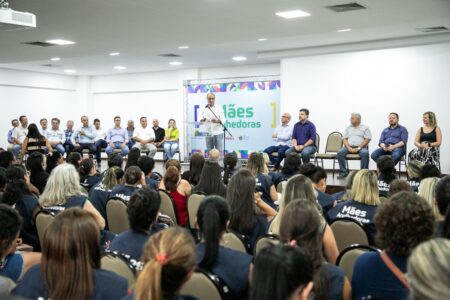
[336,205,369,224]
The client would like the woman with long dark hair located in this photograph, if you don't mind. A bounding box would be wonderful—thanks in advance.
[181,152,205,186]
[12,208,128,299]
[226,169,276,250]
[376,156,397,197]
[26,152,49,194]
[280,199,351,300]
[45,150,64,174]
[18,123,53,163]
[192,161,226,197]
[79,158,102,193]
[246,152,278,209]
[222,152,238,185]
[1,165,40,250]
[196,195,252,298]
[124,147,141,170]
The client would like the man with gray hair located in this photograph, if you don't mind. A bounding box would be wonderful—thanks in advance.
[263,112,293,170]
[337,113,372,179]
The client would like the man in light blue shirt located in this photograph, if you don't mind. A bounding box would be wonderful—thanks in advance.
[7,119,19,151]
[46,118,66,155]
[106,116,129,157]
[263,113,293,170]
[71,115,97,155]
[337,113,372,179]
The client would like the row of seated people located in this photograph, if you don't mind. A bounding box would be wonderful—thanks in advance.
[264,111,442,178]
[6,114,180,166]
[1,179,449,299]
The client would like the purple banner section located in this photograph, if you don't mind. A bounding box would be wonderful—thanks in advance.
[187,80,280,94]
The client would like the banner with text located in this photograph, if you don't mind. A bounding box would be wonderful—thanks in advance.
[186,80,280,158]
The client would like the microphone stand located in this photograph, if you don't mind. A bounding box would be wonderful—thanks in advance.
[206,105,232,156]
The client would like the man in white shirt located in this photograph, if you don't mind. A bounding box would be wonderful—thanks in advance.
[12,115,28,159]
[39,118,48,137]
[46,118,66,155]
[263,113,293,170]
[337,113,372,179]
[93,118,107,165]
[133,116,157,157]
[200,93,226,155]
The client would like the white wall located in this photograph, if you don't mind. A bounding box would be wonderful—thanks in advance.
[281,42,450,173]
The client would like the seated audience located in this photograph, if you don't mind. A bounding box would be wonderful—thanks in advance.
[0,167,6,193]
[89,166,124,224]
[300,163,336,214]
[45,150,64,174]
[250,245,314,300]
[370,112,408,166]
[226,169,276,251]
[132,117,157,158]
[270,174,339,264]
[103,153,124,174]
[131,227,195,300]
[11,115,28,159]
[163,119,180,161]
[388,179,411,197]
[280,199,351,300]
[263,112,293,171]
[0,150,15,168]
[46,117,65,156]
[408,111,442,166]
[151,118,165,148]
[222,152,238,185]
[0,204,40,282]
[181,152,205,186]
[26,152,49,194]
[93,118,107,166]
[285,108,317,164]
[352,191,434,300]
[110,187,165,261]
[406,160,423,192]
[126,120,135,149]
[419,163,441,180]
[196,195,252,298]
[78,158,102,193]
[333,170,358,201]
[12,208,128,299]
[327,169,380,245]
[165,159,182,172]
[418,177,440,220]
[39,164,105,229]
[71,116,97,156]
[109,166,144,202]
[271,152,302,188]
[1,165,40,250]
[192,160,227,197]
[408,238,450,300]
[124,147,141,170]
[105,116,129,157]
[376,156,397,197]
[63,120,75,156]
[246,152,278,209]
[159,166,191,226]
[6,119,19,152]
[434,176,450,236]
[67,151,82,169]
[208,148,221,163]
[138,156,158,190]
[18,123,53,163]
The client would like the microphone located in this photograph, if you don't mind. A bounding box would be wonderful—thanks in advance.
[205,104,210,108]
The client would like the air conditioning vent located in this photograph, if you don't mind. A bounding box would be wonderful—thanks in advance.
[158,53,181,57]
[40,64,62,67]
[22,41,56,47]
[325,2,367,13]
[416,26,449,33]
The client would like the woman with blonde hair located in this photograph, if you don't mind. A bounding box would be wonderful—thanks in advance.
[418,176,440,220]
[409,111,442,166]
[270,174,340,264]
[133,227,196,300]
[408,238,450,300]
[327,169,380,244]
[12,208,128,299]
[39,163,105,229]
[246,152,278,209]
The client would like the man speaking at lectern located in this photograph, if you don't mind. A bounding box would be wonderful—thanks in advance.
[200,93,226,155]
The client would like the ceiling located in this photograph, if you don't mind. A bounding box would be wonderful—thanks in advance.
[0,0,449,76]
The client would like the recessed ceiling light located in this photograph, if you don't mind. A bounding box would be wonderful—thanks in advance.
[258,38,268,42]
[64,69,76,74]
[169,61,183,66]
[46,39,75,45]
[178,46,189,49]
[275,10,311,19]
[109,52,120,56]
[337,28,352,32]
[114,66,127,70]
[232,56,247,61]
[50,57,61,61]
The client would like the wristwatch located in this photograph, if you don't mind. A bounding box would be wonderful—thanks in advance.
[357,147,361,151]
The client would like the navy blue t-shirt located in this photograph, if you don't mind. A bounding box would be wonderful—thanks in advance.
[323,263,346,300]
[43,195,87,214]
[352,252,408,300]
[145,177,158,190]
[236,214,269,252]
[12,265,128,300]
[15,193,40,251]
[110,185,137,202]
[89,182,112,222]
[378,176,390,197]
[196,243,252,299]
[327,200,378,245]
[255,173,276,209]
[81,174,103,193]
[317,190,336,216]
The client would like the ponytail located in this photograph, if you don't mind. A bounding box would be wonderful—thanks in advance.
[136,260,163,300]
[79,159,94,182]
